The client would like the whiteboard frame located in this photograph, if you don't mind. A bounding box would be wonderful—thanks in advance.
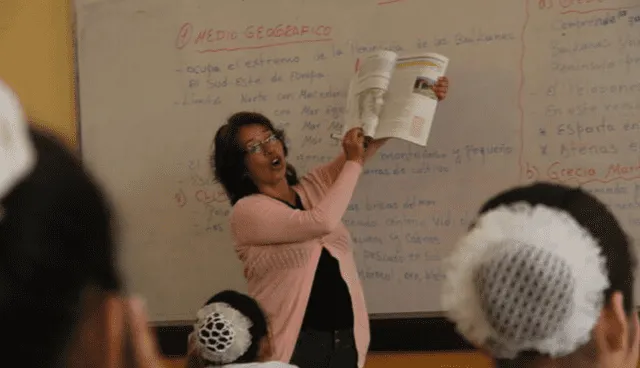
[69,0,475,352]
[70,0,455,324]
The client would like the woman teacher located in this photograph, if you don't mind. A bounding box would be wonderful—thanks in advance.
[211,77,449,368]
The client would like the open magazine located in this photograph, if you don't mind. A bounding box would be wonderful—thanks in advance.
[337,50,449,147]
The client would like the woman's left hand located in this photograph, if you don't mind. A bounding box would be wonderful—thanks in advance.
[433,76,449,101]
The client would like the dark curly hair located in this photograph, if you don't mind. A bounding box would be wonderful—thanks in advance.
[211,112,298,205]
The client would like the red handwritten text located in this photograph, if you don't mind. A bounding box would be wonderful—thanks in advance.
[195,189,228,204]
[538,0,606,10]
[175,189,187,207]
[244,24,331,39]
[543,160,640,185]
[524,162,540,181]
[175,22,332,51]
[176,23,237,49]
[546,161,597,181]
[605,162,640,180]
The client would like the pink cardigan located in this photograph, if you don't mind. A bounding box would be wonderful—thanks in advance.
[229,154,370,368]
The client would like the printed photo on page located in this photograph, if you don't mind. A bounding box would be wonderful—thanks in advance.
[375,53,449,146]
[339,50,449,147]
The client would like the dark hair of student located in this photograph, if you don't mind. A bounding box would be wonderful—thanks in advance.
[211,111,299,205]
[0,127,119,367]
[479,182,636,368]
[203,289,269,364]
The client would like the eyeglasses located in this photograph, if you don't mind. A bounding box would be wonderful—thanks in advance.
[246,134,278,154]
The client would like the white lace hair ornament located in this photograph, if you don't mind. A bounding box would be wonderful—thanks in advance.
[442,202,610,359]
[193,302,253,364]
[0,80,35,215]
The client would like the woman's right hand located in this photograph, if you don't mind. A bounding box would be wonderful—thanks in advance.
[342,127,365,165]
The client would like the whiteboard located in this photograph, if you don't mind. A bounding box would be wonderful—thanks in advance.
[75,0,640,322]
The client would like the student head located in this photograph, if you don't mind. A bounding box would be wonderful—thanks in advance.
[0,80,135,367]
[191,290,270,366]
[443,182,638,368]
[211,111,298,205]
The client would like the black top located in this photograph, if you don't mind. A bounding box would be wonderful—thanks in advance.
[274,193,354,331]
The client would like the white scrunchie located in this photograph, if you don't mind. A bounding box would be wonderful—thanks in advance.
[193,302,253,364]
[0,80,35,213]
[442,202,609,359]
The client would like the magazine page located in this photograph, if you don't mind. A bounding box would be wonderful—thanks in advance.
[373,52,449,146]
[341,50,398,138]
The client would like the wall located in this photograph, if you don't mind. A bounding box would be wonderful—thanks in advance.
[0,0,77,147]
